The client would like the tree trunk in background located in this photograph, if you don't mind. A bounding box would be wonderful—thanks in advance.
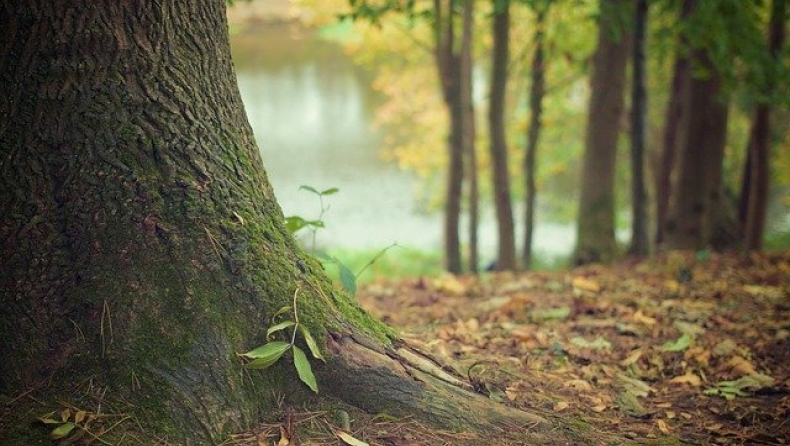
[434,0,464,273]
[664,46,730,250]
[0,1,548,443]
[740,0,786,251]
[655,49,689,248]
[629,0,649,256]
[523,4,548,270]
[573,0,631,265]
[461,0,479,273]
[488,0,517,271]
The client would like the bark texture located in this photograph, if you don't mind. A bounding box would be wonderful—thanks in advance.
[574,0,630,264]
[664,47,729,250]
[488,0,516,271]
[523,4,547,270]
[741,0,786,250]
[434,0,464,274]
[629,0,649,256]
[1,1,550,444]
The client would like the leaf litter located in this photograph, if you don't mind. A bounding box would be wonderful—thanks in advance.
[353,251,790,445]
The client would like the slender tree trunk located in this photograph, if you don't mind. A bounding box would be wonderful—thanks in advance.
[434,0,465,273]
[461,0,479,273]
[1,1,549,443]
[655,53,689,248]
[629,0,649,256]
[741,0,786,250]
[488,0,516,270]
[523,4,547,270]
[573,0,631,265]
[664,47,729,250]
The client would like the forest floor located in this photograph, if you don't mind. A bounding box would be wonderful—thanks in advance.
[232,250,789,446]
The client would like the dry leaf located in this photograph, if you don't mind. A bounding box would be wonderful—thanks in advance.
[620,349,643,366]
[657,419,671,434]
[565,379,593,391]
[669,371,702,387]
[572,277,601,293]
[726,356,758,376]
[553,401,570,412]
[277,426,290,446]
[336,430,370,446]
[632,310,657,326]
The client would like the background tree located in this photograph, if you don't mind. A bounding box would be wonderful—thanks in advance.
[522,0,549,269]
[654,0,692,249]
[0,1,546,443]
[661,0,765,250]
[460,0,480,272]
[629,0,649,255]
[739,0,787,251]
[573,0,632,264]
[489,0,517,270]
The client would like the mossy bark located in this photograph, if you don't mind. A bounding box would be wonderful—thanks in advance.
[0,1,549,444]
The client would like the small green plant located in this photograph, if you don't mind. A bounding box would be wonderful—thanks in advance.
[239,287,324,392]
[284,185,395,297]
[285,185,338,253]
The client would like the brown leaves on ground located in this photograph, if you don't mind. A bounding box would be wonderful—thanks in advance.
[357,251,790,445]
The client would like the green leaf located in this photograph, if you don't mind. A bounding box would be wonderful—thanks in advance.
[293,346,318,393]
[240,341,291,369]
[299,185,320,195]
[266,321,296,339]
[50,422,77,440]
[320,187,339,196]
[300,325,325,361]
[662,333,692,352]
[337,261,357,296]
[272,305,293,319]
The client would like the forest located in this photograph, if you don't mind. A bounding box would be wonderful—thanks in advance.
[286,0,790,274]
[0,1,788,446]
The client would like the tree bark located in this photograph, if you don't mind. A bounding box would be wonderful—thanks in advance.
[434,0,465,274]
[664,46,730,250]
[573,0,631,265]
[741,0,786,251]
[628,0,649,256]
[488,0,517,271]
[460,0,479,273]
[0,1,548,443]
[523,4,547,270]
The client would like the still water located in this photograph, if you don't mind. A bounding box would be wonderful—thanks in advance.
[230,25,575,260]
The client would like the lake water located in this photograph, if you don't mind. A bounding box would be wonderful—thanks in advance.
[230,25,575,262]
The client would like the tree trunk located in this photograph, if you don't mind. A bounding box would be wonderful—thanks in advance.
[434,0,465,274]
[629,0,650,256]
[461,0,479,273]
[0,1,548,443]
[523,4,547,270]
[741,0,786,251]
[664,46,730,250]
[573,0,631,265]
[655,48,689,249]
[488,0,517,271]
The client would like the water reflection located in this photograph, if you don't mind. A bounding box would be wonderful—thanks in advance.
[231,25,575,259]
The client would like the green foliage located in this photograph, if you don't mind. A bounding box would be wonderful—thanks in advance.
[239,288,325,393]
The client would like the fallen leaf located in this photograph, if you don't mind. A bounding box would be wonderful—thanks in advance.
[669,371,702,387]
[572,277,601,293]
[657,419,671,434]
[620,349,643,366]
[725,356,758,376]
[336,430,370,446]
[553,401,570,412]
